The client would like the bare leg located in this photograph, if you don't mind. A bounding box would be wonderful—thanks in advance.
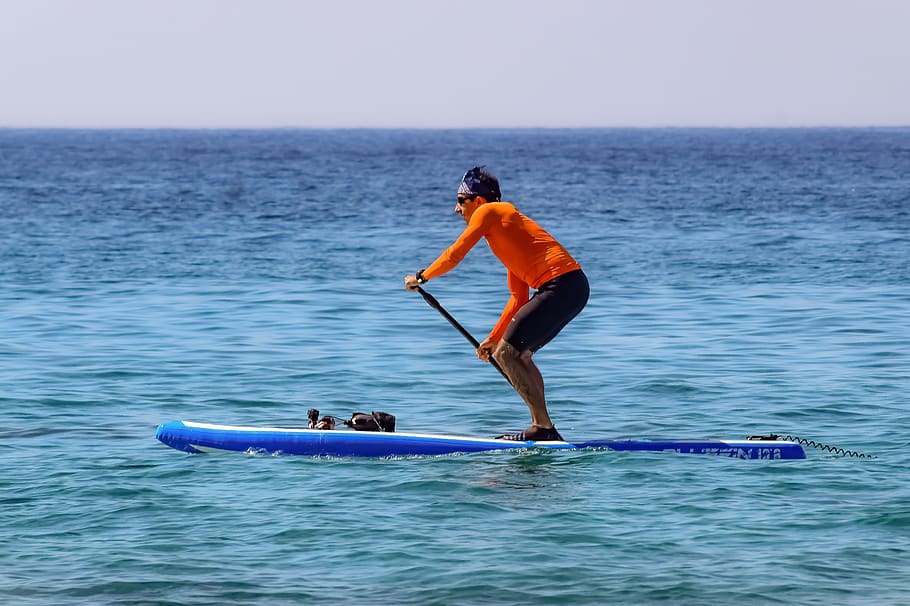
[493,340,553,428]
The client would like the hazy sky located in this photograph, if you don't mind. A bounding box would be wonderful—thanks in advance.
[2,0,908,128]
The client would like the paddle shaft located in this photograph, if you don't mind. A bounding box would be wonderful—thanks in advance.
[415,286,512,386]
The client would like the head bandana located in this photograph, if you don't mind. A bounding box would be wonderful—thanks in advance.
[458,166,501,201]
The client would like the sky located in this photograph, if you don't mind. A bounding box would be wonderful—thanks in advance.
[1,0,909,128]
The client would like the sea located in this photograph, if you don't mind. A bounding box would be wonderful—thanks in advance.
[1,128,908,605]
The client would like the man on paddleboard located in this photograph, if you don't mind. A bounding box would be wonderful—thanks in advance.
[405,166,589,441]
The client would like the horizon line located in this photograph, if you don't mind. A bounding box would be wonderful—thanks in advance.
[2,123,909,131]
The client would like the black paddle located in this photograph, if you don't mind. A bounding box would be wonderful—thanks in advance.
[415,286,513,386]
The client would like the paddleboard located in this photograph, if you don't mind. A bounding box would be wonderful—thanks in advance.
[156,421,806,459]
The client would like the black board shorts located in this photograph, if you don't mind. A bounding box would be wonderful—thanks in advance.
[503,269,589,353]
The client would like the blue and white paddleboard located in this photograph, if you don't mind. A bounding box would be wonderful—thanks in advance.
[156,421,806,459]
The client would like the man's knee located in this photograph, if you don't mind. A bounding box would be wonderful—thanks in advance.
[494,340,530,365]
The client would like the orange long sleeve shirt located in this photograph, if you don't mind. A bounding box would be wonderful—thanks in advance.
[422,202,581,341]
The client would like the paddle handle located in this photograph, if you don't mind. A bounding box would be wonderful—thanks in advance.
[416,286,512,386]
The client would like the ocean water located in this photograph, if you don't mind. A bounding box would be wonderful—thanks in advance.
[1,128,908,605]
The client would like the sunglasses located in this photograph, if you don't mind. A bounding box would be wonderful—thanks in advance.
[456,195,477,205]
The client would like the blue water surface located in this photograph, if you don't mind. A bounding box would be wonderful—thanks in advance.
[1,128,908,605]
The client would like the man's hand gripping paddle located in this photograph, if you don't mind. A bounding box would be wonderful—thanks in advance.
[414,286,513,386]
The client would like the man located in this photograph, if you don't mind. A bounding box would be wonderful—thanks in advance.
[404,166,589,441]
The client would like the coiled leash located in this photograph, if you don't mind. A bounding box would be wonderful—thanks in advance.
[748,434,875,458]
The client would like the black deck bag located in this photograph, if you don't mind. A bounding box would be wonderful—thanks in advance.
[344,411,396,432]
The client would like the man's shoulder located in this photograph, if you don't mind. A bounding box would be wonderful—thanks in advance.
[480,201,519,216]
[469,202,521,230]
